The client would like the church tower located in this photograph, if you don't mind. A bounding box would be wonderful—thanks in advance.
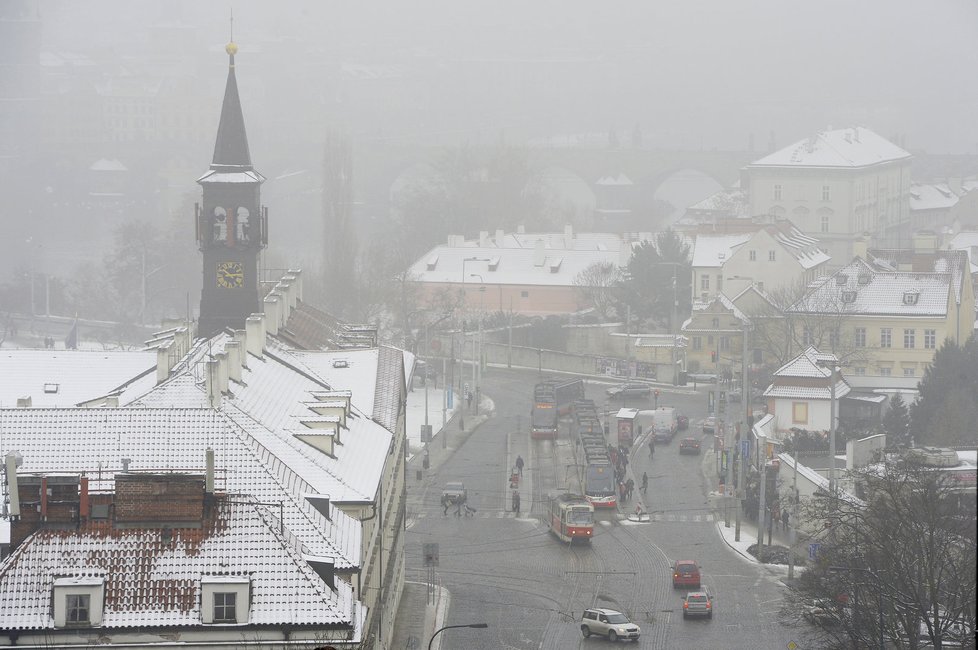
[196,40,266,338]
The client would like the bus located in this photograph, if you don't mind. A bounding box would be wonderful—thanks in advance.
[548,492,595,543]
[573,399,617,509]
[530,382,558,439]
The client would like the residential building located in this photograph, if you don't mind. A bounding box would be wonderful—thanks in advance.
[745,127,912,262]
[786,249,975,391]
[762,346,851,436]
[407,225,643,316]
[689,217,830,303]
[682,294,748,378]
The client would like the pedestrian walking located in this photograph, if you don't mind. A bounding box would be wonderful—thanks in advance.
[442,495,450,516]
[648,440,655,460]
[625,478,634,501]
[454,494,465,517]
[512,490,521,514]
[781,507,789,531]
[619,482,626,503]
[641,472,648,494]
[515,455,524,477]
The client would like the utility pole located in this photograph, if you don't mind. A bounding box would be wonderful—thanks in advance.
[788,434,799,579]
[757,444,766,563]
[671,266,679,385]
[735,319,749,541]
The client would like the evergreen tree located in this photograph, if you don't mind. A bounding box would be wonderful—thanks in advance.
[881,393,910,447]
[910,335,978,447]
[620,229,692,329]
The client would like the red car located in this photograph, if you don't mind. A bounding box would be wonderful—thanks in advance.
[679,437,701,455]
[672,560,701,589]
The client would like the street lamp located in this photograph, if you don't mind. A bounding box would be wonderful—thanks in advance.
[459,258,490,425]
[470,274,486,416]
[428,622,489,650]
[815,358,843,496]
[726,275,755,541]
[829,565,885,650]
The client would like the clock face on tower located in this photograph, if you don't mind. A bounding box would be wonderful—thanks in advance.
[216,261,244,289]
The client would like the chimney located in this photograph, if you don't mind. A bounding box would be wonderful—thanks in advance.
[245,315,264,358]
[494,229,505,245]
[205,359,221,409]
[205,448,214,494]
[852,237,868,260]
[214,351,229,393]
[517,224,525,234]
[533,239,546,266]
[287,269,303,301]
[232,329,248,368]
[912,231,937,254]
[263,295,280,335]
[479,230,489,247]
[274,287,291,323]
[281,276,298,308]
[156,340,173,384]
[225,340,243,382]
[114,473,205,524]
[5,453,21,517]
[79,476,89,518]
[16,396,31,407]
[564,224,574,246]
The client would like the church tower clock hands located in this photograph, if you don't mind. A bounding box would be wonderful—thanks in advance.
[195,39,268,337]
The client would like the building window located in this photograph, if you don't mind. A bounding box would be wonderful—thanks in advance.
[66,594,90,625]
[802,326,813,346]
[692,336,702,350]
[855,367,866,376]
[822,185,831,201]
[880,367,892,377]
[774,184,782,200]
[854,327,866,347]
[213,592,237,623]
[880,328,891,348]
[768,250,776,261]
[903,329,915,349]
[520,290,529,298]
[792,402,808,424]
[711,317,719,328]
[717,275,723,291]
[924,329,936,349]
[749,250,757,261]
[821,215,829,232]
[720,336,730,351]
[701,275,710,290]
[903,367,915,377]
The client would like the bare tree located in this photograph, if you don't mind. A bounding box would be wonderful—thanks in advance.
[573,262,625,320]
[785,458,976,650]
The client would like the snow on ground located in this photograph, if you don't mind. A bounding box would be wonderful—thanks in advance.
[405,384,457,455]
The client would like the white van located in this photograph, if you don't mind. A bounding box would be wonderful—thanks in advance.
[651,406,678,442]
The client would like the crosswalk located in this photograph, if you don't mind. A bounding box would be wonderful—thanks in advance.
[407,510,712,523]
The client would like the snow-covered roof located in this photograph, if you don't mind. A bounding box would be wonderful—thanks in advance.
[0,495,356,630]
[0,349,156,407]
[686,187,750,217]
[778,453,865,507]
[764,383,851,400]
[750,127,911,169]
[690,293,750,325]
[90,158,127,172]
[947,230,978,274]
[691,233,752,267]
[765,347,851,400]
[910,183,959,211]
[790,257,953,317]
[407,244,624,287]
[0,407,359,568]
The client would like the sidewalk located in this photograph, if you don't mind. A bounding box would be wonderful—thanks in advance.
[388,395,493,650]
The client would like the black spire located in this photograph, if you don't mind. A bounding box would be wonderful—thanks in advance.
[211,42,252,171]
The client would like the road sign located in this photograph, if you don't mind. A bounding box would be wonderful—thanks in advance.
[423,542,439,567]
[740,440,750,458]
[421,424,433,443]
[808,543,821,561]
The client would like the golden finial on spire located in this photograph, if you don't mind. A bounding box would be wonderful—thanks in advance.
[225,9,237,57]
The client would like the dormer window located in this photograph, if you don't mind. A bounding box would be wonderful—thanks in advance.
[201,576,250,624]
[903,291,919,305]
[857,273,871,285]
[841,291,857,303]
[425,255,438,271]
[53,576,104,628]
[835,274,848,286]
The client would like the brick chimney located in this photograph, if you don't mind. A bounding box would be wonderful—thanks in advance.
[114,473,205,524]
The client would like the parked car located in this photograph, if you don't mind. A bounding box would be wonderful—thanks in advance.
[687,373,718,384]
[676,412,689,430]
[605,383,651,399]
[682,591,713,619]
[679,437,701,455]
[801,598,837,626]
[702,416,717,435]
[580,608,641,642]
[672,560,701,589]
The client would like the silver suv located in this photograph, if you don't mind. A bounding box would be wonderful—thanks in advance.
[580,608,641,642]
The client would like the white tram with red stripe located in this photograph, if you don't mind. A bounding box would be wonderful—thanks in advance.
[548,492,595,543]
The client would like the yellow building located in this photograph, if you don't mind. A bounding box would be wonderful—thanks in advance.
[786,251,975,390]
[682,294,748,378]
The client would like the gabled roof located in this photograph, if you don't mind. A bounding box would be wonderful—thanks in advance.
[749,127,911,169]
[0,495,356,630]
[689,293,750,325]
[690,233,752,267]
[765,346,851,400]
[789,257,952,317]
[910,182,959,211]
[0,407,359,567]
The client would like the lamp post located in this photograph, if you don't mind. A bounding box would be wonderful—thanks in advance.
[460,258,489,425]
[470,274,485,416]
[428,622,489,650]
[726,276,754,542]
[829,565,884,650]
[815,358,842,496]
